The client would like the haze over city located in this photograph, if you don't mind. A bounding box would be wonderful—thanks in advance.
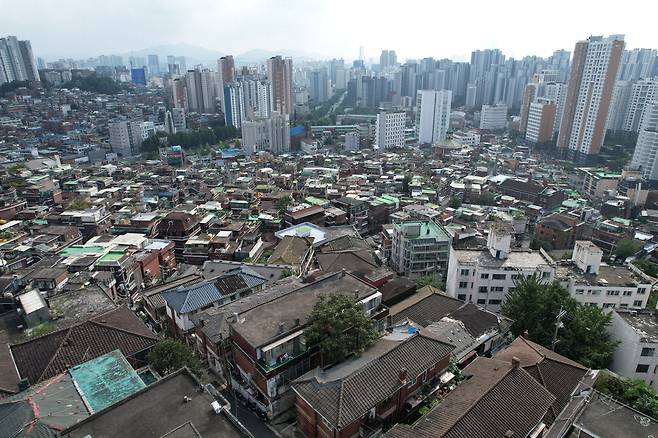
[2,0,656,60]
[2,2,658,438]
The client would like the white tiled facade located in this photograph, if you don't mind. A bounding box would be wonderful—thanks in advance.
[376,110,406,149]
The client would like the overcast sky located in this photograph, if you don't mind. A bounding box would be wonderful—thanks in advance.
[1,0,655,61]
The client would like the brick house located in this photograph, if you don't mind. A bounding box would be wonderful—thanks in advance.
[292,334,454,438]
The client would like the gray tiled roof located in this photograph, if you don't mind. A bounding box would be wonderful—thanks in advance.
[162,267,266,314]
[293,334,454,429]
[387,357,556,438]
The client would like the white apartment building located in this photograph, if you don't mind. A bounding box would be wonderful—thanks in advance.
[241,111,290,155]
[609,310,658,391]
[557,35,625,157]
[171,108,186,132]
[390,221,452,280]
[415,89,452,145]
[375,110,406,149]
[452,130,481,146]
[622,79,658,133]
[525,99,556,144]
[556,241,653,310]
[223,81,245,128]
[446,223,556,313]
[109,120,142,156]
[630,101,658,180]
[479,104,508,130]
[344,132,360,151]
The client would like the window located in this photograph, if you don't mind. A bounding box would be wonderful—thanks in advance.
[460,269,470,276]
[603,303,616,309]
[477,299,486,304]
[488,299,502,305]
[636,364,650,373]
[607,290,620,296]
[457,294,467,301]
[510,274,519,280]
[634,300,644,307]
[638,288,647,295]
[641,348,655,357]
[492,274,506,280]
[479,286,488,293]
[623,291,632,296]
[620,304,628,309]
[459,281,469,288]
[542,272,551,279]
[589,290,601,296]
[492,287,505,292]
[575,289,585,295]
[480,273,489,279]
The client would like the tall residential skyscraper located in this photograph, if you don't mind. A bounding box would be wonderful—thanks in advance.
[267,56,293,117]
[309,68,330,103]
[415,89,452,145]
[375,109,406,149]
[622,78,658,133]
[630,101,658,180]
[0,36,39,84]
[557,35,625,160]
[147,54,160,77]
[618,49,657,81]
[217,56,235,86]
[223,81,245,128]
[380,50,397,68]
[185,69,217,113]
[241,111,290,155]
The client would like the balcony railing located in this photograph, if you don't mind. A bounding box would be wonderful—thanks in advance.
[257,349,307,373]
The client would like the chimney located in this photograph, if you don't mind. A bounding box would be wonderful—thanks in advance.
[398,368,408,384]
[512,356,521,368]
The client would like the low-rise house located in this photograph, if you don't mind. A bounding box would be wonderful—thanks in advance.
[267,235,313,276]
[62,368,252,438]
[292,333,454,438]
[390,221,452,279]
[556,241,653,310]
[608,309,658,391]
[228,271,387,418]
[0,306,157,395]
[161,267,267,339]
[387,355,556,438]
[446,223,556,313]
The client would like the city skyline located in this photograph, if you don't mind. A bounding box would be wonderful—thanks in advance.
[2,0,657,62]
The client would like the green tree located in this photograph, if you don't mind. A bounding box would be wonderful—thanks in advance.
[147,338,202,377]
[530,239,553,251]
[61,74,126,94]
[479,191,497,206]
[502,275,571,346]
[633,259,657,277]
[305,294,379,366]
[275,196,292,214]
[448,196,462,209]
[402,175,412,195]
[596,373,658,419]
[416,275,445,291]
[615,239,641,259]
[502,275,617,368]
[555,304,617,368]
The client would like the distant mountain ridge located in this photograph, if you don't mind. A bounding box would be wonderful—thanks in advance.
[120,43,328,66]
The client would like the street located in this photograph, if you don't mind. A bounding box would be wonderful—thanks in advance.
[221,389,279,438]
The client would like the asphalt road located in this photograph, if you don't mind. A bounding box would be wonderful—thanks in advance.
[221,389,279,438]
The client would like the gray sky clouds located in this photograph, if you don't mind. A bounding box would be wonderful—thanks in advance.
[1,0,655,61]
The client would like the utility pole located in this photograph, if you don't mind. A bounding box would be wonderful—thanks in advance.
[551,306,568,351]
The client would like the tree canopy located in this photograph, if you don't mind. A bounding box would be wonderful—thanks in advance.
[595,372,658,419]
[448,196,462,209]
[62,74,127,95]
[147,338,202,377]
[615,238,641,259]
[416,275,445,291]
[305,294,379,366]
[501,274,617,368]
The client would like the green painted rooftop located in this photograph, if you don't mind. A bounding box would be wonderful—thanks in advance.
[96,251,125,263]
[60,245,106,256]
[69,350,146,414]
